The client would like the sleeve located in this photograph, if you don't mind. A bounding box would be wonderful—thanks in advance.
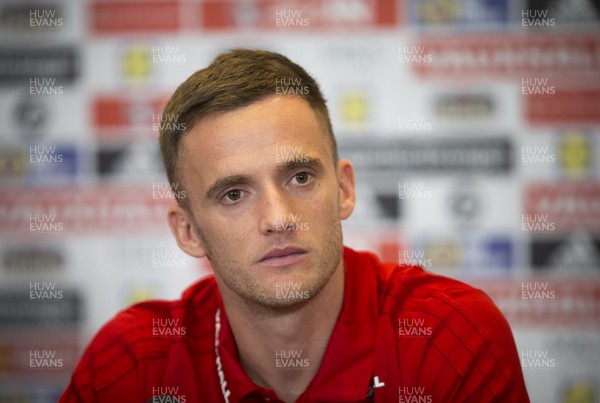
[388,269,530,403]
[59,304,170,403]
[415,287,530,402]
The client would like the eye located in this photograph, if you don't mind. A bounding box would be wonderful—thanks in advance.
[290,171,312,185]
[222,189,244,204]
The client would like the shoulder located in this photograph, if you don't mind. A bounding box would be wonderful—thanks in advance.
[64,275,219,401]
[348,247,527,401]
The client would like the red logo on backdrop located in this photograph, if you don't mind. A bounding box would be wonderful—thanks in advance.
[90,0,180,34]
[475,280,600,327]
[201,0,398,30]
[0,186,172,238]
[526,89,600,125]
[412,34,600,78]
[524,183,600,231]
[93,95,169,140]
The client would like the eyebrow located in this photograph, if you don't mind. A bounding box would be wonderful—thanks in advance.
[204,156,324,201]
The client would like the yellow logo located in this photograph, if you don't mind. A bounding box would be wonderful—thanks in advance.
[560,130,591,178]
[340,90,368,131]
[122,44,153,85]
[419,0,461,23]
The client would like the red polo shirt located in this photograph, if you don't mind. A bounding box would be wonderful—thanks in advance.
[61,247,529,402]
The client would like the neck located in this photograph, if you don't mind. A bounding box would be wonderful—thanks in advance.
[217,261,345,403]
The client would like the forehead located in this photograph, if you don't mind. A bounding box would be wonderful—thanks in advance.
[180,95,333,183]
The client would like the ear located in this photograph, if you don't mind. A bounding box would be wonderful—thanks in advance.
[337,159,356,220]
[167,202,207,258]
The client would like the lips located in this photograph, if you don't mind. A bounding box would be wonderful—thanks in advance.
[258,246,308,268]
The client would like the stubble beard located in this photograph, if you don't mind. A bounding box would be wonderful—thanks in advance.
[191,213,343,311]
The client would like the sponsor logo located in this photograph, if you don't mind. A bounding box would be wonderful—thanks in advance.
[524,182,600,231]
[0,47,78,85]
[525,89,600,124]
[448,185,482,226]
[560,380,597,403]
[0,289,81,327]
[474,280,600,327]
[96,144,163,179]
[90,0,180,34]
[2,248,64,276]
[530,233,600,274]
[423,238,462,269]
[12,98,48,134]
[0,186,172,236]
[412,0,507,26]
[201,0,398,30]
[339,137,512,173]
[559,130,593,178]
[0,338,78,375]
[480,237,513,271]
[92,94,169,139]
[338,89,369,130]
[121,44,154,85]
[413,34,600,77]
[434,93,494,120]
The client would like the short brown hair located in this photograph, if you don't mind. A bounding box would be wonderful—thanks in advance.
[159,48,337,207]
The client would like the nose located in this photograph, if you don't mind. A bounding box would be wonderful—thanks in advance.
[258,185,296,235]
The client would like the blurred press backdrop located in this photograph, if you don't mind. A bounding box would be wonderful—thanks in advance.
[0,0,599,402]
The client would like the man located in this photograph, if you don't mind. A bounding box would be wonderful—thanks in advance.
[61,49,529,402]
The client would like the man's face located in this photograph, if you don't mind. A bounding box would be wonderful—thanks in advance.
[175,95,354,309]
